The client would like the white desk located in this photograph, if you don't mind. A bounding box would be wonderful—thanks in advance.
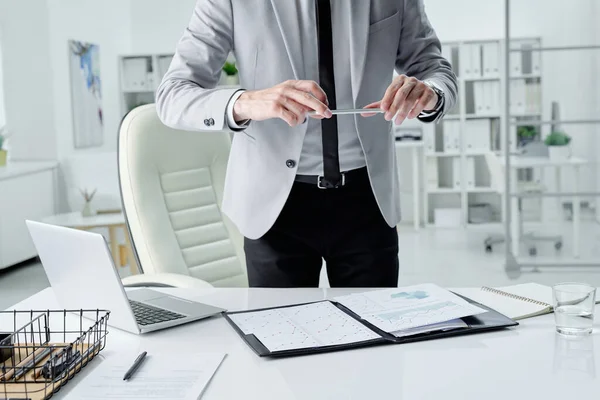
[395,140,424,230]
[7,288,600,399]
[502,156,588,258]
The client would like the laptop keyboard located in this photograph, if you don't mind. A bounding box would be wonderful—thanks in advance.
[129,300,186,326]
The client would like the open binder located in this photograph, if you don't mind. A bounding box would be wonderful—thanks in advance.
[224,295,517,358]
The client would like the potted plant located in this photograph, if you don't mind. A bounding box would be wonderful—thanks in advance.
[544,131,571,161]
[221,61,239,86]
[517,125,537,146]
[0,128,9,167]
[80,188,97,217]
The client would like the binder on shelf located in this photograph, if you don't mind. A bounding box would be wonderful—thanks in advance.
[484,81,494,115]
[423,128,436,153]
[470,44,482,78]
[510,44,523,76]
[482,42,500,78]
[490,81,501,115]
[511,80,526,115]
[453,158,461,189]
[123,58,149,91]
[465,120,491,151]
[525,82,541,114]
[443,121,460,152]
[459,44,473,79]
[466,157,476,189]
[474,82,485,115]
[425,158,439,189]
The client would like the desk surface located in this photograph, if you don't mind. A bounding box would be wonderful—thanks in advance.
[8,288,599,400]
[41,211,125,228]
[0,161,58,181]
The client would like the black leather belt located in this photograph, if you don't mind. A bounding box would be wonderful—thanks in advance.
[295,167,368,189]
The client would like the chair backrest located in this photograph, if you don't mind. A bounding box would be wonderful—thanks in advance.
[118,104,248,287]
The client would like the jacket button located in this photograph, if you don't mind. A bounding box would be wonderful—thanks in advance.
[286,159,296,168]
[209,118,215,126]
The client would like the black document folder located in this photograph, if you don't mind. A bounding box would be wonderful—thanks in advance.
[224,295,518,358]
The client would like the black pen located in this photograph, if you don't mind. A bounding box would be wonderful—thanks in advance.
[123,351,147,381]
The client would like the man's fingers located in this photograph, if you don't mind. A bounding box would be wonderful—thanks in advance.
[408,90,435,119]
[386,79,417,122]
[381,76,406,112]
[290,80,329,106]
[395,83,424,124]
[361,101,382,117]
[287,88,331,118]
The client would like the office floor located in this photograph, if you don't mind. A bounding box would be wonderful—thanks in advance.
[1,221,600,310]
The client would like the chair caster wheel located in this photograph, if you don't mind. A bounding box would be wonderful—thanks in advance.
[555,242,563,250]
[529,247,537,256]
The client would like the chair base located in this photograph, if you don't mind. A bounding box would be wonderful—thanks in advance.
[484,232,563,256]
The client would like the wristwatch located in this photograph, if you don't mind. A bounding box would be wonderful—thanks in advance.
[422,80,445,113]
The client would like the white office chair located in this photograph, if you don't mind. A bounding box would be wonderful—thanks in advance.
[483,152,563,256]
[118,104,248,288]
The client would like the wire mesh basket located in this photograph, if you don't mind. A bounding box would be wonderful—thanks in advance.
[0,309,110,400]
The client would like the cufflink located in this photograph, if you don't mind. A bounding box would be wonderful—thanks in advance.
[209,118,215,126]
[204,119,210,127]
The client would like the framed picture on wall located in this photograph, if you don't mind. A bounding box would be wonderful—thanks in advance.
[69,40,104,149]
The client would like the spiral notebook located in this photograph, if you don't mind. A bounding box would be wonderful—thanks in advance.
[456,283,599,320]
[455,284,555,320]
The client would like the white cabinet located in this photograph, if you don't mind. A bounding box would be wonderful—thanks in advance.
[0,162,56,269]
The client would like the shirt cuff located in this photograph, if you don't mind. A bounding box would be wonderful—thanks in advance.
[226,90,250,130]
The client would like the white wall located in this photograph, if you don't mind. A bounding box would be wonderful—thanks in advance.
[47,0,132,159]
[0,0,56,160]
[129,0,196,53]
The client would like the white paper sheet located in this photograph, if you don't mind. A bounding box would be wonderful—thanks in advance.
[228,301,380,352]
[335,284,485,333]
[65,352,226,400]
[392,319,468,338]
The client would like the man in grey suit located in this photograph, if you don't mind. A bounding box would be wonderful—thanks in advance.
[157,0,457,288]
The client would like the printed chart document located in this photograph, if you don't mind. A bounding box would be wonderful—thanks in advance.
[66,352,226,400]
[335,284,485,333]
[228,301,380,352]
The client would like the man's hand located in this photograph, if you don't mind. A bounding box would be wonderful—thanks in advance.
[362,75,438,125]
[233,80,332,127]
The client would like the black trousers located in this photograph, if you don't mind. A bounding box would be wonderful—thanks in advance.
[244,169,399,288]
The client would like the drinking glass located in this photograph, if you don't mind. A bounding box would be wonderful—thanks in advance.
[553,283,596,336]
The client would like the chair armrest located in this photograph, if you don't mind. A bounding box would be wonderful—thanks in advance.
[122,273,214,289]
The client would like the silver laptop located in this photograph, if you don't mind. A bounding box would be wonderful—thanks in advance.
[26,220,225,334]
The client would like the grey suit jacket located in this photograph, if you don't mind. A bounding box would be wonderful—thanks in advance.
[156,0,457,239]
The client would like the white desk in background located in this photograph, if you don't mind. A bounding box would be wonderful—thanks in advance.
[7,288,600,400]
[395,140,424,230]
[502,156,588,258]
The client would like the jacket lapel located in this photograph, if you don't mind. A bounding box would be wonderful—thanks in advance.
[270,0,305,80]
[349,1,371,103]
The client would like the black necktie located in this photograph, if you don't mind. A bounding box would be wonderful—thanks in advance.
[315,0,341,188]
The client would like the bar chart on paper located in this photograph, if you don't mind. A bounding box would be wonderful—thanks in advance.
[335,284,485,333]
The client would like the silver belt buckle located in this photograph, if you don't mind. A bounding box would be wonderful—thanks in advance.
[317,173,346,189]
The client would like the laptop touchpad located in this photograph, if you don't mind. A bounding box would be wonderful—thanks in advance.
[144,296,199,316]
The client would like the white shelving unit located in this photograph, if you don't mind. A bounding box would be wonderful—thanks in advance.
[425,38,543,227]
[118,53,175,116]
